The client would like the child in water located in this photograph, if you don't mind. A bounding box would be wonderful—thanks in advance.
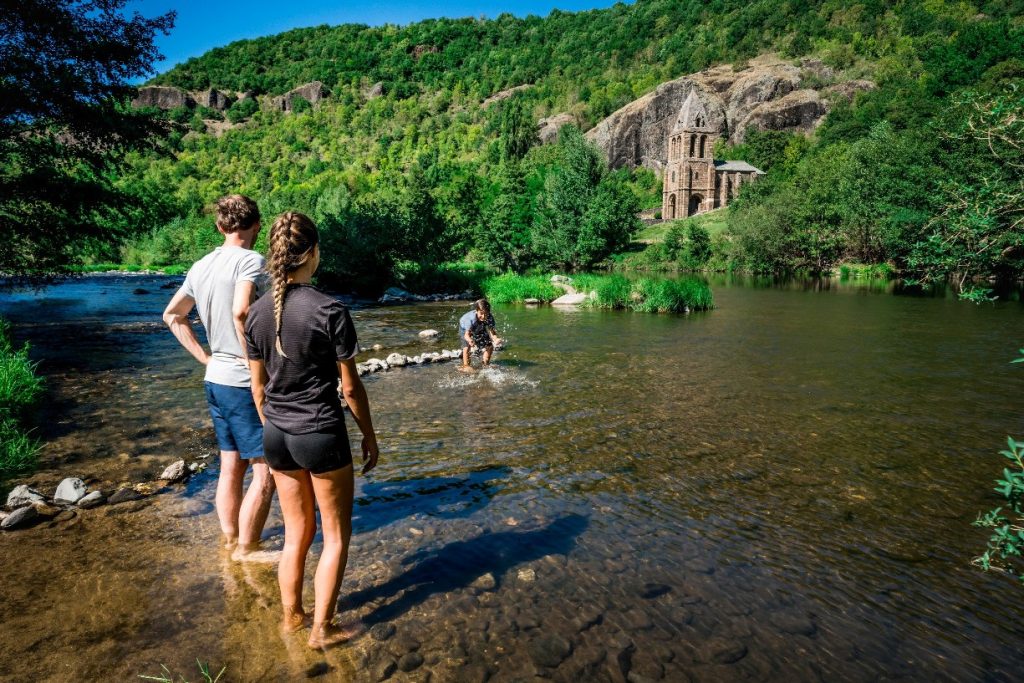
[458,299,502,372]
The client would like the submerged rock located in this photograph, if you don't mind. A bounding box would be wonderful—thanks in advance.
[159,459,188,483]
[77,491,106,508]
[528,634,573,668]
[1,505,38,530]
[6,485,44,509]
[54,477,87,505]
[108,487,142,505]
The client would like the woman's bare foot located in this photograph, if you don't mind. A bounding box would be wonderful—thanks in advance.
[281,605,309,633]
[307,619,366,649]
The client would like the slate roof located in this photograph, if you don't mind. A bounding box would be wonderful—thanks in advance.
[714,160,765,174]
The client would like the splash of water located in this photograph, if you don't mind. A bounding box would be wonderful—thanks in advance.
[436,364,539,389]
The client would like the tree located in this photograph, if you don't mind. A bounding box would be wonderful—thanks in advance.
[498,95,536,162]
[0,0,175,272]
[476,161,534,272]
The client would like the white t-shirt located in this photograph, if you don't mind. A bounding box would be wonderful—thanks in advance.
[179,246,269,387]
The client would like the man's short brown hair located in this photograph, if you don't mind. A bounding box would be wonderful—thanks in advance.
[215,195,260,234]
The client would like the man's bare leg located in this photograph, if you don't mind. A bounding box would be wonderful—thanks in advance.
[234,458,277,560]
[216,450,245,547]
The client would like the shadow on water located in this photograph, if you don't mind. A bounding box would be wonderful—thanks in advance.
[353,466,509,534]
[351,513,589,625]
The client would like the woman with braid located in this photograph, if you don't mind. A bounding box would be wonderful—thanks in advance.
[244,212,379,649]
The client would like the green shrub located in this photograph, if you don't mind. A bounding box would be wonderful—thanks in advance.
[974,436,1024,582]
[584,274,713,312]
[0,319,43,477]
[393,261,489,294]
[481,274,561,303]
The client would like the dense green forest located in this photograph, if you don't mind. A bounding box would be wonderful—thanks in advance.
[105,0,1024,294]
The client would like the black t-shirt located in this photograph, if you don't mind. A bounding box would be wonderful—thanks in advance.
[245,284,359,434]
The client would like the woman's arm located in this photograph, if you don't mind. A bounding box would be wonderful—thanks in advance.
[248,359,268,424]
[338,358,379,474]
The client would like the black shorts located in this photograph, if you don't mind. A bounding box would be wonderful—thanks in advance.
[263,419,353,474]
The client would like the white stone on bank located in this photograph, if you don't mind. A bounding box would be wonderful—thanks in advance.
[53,477,87,505]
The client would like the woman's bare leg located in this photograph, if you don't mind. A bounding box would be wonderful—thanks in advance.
[308,464,356,647]
[272,468,316,631]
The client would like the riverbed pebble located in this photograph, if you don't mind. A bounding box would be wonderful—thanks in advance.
[369,623,396,641]
[32,502,60,518]
[471,573,497,591]
[77,491,105,508]
[6,485,44,509]
[54,477,87,505]
[108,487,143,505]
[397,652,424,672]
[701,638,748,664]
[372,658,397,681]
[528,634,573,668]
[517,567,537,583]
[54,510,77,523]
[1,505,38,529]
[159,459,188,483]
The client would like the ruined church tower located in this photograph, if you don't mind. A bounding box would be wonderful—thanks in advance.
[662,91,719,220]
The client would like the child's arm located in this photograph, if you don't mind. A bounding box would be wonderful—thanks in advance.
[464,328,475,346]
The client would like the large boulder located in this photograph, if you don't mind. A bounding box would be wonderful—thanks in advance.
[585,78,726,171]
[585,55,873,169]
[132,86,195,110]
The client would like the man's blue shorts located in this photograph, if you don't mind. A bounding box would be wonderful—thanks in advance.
[204,382,264,458]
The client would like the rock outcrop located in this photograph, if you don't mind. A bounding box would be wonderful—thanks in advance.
[195,88,231,111]
[482,84,533,108]
[585,55,873,170]
[537,113,577,144]
[132,86,195,110]
[271,81,328,112]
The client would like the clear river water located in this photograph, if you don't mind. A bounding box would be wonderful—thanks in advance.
[0,273,1022,682]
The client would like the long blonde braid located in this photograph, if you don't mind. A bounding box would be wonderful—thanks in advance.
[267,212,319,357]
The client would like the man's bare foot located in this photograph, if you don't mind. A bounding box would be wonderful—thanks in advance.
[222,534,239,550]
[307,619,366,649]
[281,606,310,633]
[232,544,282,563]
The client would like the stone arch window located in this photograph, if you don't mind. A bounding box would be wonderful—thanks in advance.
[699,135,706,158]
[671,170,676,183]
[695,114,704,128]
[689,135,696,157]
[668,194,677,219]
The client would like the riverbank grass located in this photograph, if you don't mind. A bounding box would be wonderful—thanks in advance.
[481,274,561,303]
[0,319,43,477]
[481,273,713,312]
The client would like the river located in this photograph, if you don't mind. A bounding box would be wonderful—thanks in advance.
[0,273,1022,682]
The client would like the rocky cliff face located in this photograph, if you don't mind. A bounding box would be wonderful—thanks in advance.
[582,55,874,171]
[269,81,328,112]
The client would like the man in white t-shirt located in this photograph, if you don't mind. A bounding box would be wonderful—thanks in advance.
[163,195,276,560]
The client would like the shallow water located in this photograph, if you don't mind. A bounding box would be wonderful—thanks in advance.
[1,274,1024,682]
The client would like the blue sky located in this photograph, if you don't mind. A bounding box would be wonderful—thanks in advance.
[134,0,623,76]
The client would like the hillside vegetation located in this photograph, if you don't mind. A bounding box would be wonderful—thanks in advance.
[105,0,1024,294]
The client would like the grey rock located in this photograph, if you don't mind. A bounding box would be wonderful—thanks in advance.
[270,81,328,113]
[365,82,385,99]
[517,567,536,583]
[132,85,195,110]
[159,459,188,483]
[418,329,440,338]
[166,498,212,518]
[538,113,576,144]
[733,90,827,143]
[195,88,231,111]
[7,484,44,508]
[54,477,87,504]
[108,487,142,504]
[1,505,38,530]
[77,491,106,508]
[552,293,588,306]
[524,298,541,305]
[397,652,424,672]
[550,274,571,283]
[471,572,497,591]
[385,353,407,367]
[370,622,397,641]
[528,634,573,668]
